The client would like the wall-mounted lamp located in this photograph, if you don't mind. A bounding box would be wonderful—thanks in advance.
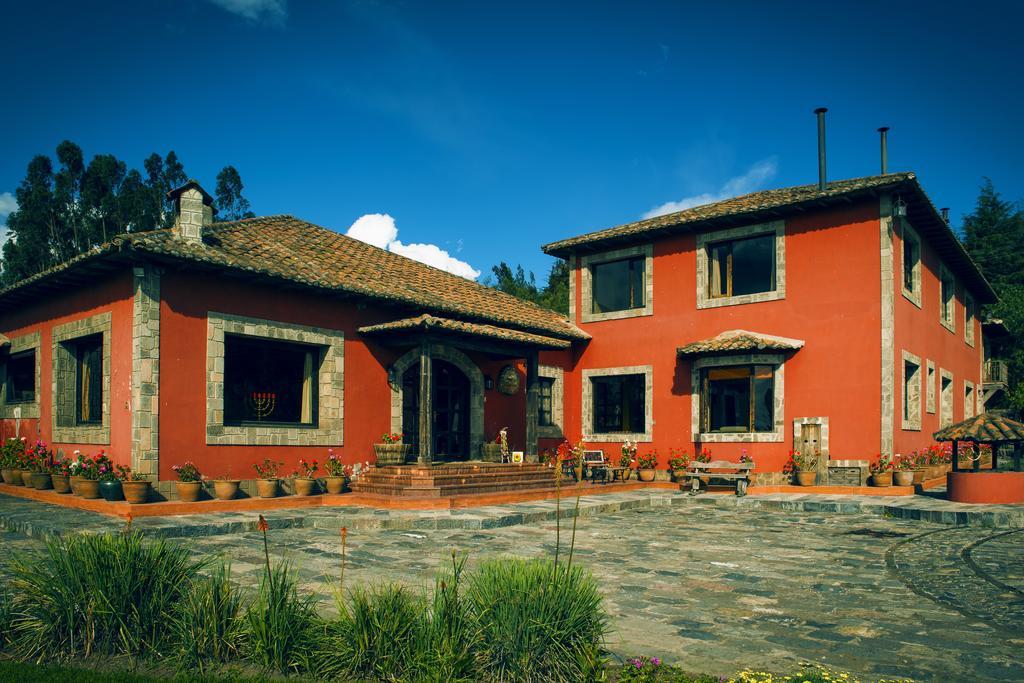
[892,196,908,219]
[484,375,494,390]
[387,366,397,387]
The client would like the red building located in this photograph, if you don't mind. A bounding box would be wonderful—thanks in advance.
[0,172,996,496]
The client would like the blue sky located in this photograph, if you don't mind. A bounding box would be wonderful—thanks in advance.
[2,0,1022,281]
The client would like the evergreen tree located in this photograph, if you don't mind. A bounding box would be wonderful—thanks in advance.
[486,260,570,315]
[215,165,255,221]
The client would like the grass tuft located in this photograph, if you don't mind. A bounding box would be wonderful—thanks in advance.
[242,560,317,674]
[172,561,243,673]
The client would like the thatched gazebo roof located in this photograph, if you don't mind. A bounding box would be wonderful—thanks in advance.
[933,412,1024,444]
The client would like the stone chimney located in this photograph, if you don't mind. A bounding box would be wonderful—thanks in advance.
[167,180,214,243]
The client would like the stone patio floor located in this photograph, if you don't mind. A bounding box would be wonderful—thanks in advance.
[1,490,1023,681]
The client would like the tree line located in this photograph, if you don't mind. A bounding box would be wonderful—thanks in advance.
[1,141,253,285]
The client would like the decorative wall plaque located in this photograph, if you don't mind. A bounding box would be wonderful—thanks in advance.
[497,365,521,395]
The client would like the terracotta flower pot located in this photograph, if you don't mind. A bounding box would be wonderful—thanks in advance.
[797,470,818,486]
[123,481,151,504]
[256,479,278,498]
[871,471,893,487]
[1,468,16,485]
[51,474,72,494]
[894,471,915,487]
[293,477,317,496]
[911,468,925,485]
[374,443,411,466]
[76,479,101,499]
[324,476,347,494]
[99,480,124,501]
[20,469,35,487]
[30,472,53,490]
[176,480,203,502]
[638,468,656,482]
[213,480,240,500]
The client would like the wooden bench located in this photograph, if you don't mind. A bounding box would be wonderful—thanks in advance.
[684,460,753,496]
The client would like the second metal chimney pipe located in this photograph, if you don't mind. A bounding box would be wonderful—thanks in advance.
[878,127,890,174]
[941,208,950,224]
[815,107,828,191]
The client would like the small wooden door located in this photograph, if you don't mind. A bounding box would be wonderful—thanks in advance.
[799,423,827,480]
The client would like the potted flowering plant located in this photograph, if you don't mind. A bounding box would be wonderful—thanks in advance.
[667,447,690,482]
[72,451,105,499]
[27,441,54,490]
[786,449,818,486]
[324,449,348,494]
[869,453,894,486]
[893,455,915,487]
[252,458,283,499]
[293,458,319,496]
[616,441,638,481]
[374,432,411,466]
[481,431,504,463]
[97,454,125,501]
[50,455,73,494]
[119,465,151,504]
[171,461,204,502]
[1,437,27,486]
[636,451,658,482]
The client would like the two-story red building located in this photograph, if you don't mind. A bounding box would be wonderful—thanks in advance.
[0,171,995,497]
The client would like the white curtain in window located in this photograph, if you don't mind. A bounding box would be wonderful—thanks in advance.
[300,351,313,423]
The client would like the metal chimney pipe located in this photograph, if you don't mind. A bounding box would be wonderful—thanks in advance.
[941,207,950,224]
[877,127,890,174]
[815,107,828,191]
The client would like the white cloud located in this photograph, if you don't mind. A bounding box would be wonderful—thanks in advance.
[345,213,481,280]
[0,191,17,245]
[206,0,287,24]
[642,158,778,219]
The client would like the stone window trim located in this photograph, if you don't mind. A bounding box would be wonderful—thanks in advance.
[939,263,956,334]
[901,350,922,431]
[696,220,786,310]
[964,293,976,347]
[792,416,830,458]
[579,244,654,323]
[206,312,344,446]
[925,360,936,414]
[964,380,976,419]
[690,353,785,443]
[0,331,42,419]
[537,364,565,439]
[52,312,112,445]
[582,365,653,442]
[900,222,922,308]
[939,368,954,428]
[568,255,578,324]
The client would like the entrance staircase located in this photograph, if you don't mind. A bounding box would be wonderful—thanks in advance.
[351,462,558,498]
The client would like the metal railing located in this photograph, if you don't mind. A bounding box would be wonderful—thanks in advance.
[984,359,1009,386]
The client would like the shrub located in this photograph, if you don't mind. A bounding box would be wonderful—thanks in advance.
[172,561,243,673]
[618,656,721,682]
[7,531,202,660]
[243,560,317,674]
[466,557,608,682]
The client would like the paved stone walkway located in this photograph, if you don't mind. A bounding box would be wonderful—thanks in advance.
[2,494,1022,682]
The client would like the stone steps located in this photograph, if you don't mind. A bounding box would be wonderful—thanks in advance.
[352,462,562,498]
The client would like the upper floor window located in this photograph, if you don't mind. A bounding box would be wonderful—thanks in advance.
[591,373,645,434]
[964,294,976,346]
[940,265,956,332]
[708,233,776,299]
[591,257,645,314]
[901,225,921,305]
[4,350,35,404]
[538,376,554,427]
[224,334,319,426]
[74,334,103,425]
[902,353,921,431]
[701,365,774,433]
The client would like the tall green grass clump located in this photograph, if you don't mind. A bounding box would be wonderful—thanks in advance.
[0,587,11,651]
[467,557,608,682]
[243,560,317,674]
[172,561,243,673]
[7,531,202,660]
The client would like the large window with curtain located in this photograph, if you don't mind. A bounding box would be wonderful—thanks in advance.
[5,349,36,404]
[701,365,774,433]
[591,257,645,314]
[591,374,645,434]
[707,233,776,299]
[224,335,319,426]
[74,335,103,425]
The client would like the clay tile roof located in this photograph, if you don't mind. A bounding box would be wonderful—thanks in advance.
[543,171,996,304]
[0,215,588,342]
[359,314,571,350]
[676,329,805,357]
[933,413,1024,443]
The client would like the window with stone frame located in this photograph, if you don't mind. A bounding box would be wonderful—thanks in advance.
[4,350,35,404]
[591,256,645,314]
[964,293,976,346]
[902,355,921,430]
[940,371,954,428]
[538,376,554,427]
[940,265,956,331]
[223,334,320,427]
[74,334,104,425]
[707,233,776,299]
[701,365,774,433]
[964,382,976,419]
[926,361,936,414]
[591,374,645,434]
[901,225,921,304]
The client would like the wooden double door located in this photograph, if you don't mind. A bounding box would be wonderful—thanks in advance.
[401,360,470,460]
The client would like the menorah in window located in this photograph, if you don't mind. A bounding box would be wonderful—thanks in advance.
[224,334,319,427]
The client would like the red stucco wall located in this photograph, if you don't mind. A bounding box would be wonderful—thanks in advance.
[0,271,134,466]
[564,201,886,472]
